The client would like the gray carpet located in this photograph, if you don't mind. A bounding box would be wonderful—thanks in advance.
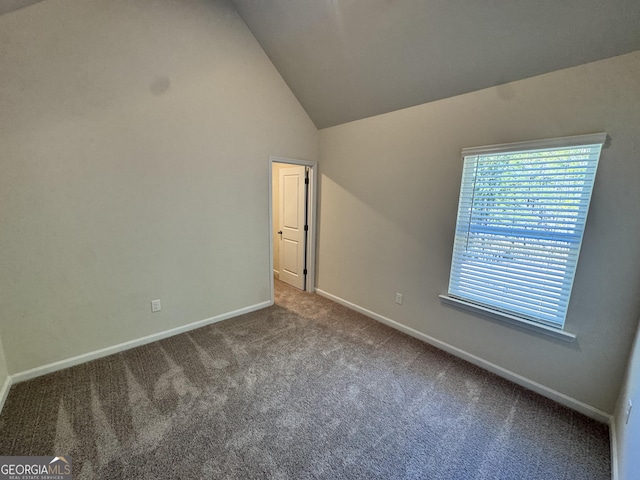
[0,280,610,479]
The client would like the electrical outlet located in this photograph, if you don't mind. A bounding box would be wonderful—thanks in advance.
[626,399,633,425]
[151,299,162,313]
[395,293,403,305]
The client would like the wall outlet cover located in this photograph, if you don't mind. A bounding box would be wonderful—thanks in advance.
[151,299,162,313]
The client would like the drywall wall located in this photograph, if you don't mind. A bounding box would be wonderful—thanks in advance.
[615,318,640,480]
[317,51,640,413]
[0,0,317,374]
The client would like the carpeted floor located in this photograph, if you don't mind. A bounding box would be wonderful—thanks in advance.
[0,280,610,479]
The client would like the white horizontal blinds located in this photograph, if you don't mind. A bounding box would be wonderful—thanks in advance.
[449,138,603,327]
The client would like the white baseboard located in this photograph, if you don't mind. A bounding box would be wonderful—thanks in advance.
[11,300,272,385]
[0,375,12,414]
[609,417,619,480]
[315,288,612,424]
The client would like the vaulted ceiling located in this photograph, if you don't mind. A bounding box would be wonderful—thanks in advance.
[230,0,640,128]
[3,0,639,129]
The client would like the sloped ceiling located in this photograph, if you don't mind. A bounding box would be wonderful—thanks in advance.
[230,0,640,128]
[0,0,45,15]
[3,0,639,129]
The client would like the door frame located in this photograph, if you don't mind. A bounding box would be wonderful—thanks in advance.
[268,156,318,302]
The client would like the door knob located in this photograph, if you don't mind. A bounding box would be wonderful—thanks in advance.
[277,231,283,235]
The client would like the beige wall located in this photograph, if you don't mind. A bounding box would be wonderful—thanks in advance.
[0,0,317,374]
[615,318,640,479]
[317,51,640,413]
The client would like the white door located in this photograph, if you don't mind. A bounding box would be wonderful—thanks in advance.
[278,166,307,290]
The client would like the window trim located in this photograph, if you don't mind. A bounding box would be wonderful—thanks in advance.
[461,132,607,157]
[442,132,607,340]
[438,294,577,342]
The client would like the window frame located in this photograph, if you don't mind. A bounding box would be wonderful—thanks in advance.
[440,132,607,341]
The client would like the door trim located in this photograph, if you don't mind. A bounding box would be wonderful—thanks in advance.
[269,156,317,302]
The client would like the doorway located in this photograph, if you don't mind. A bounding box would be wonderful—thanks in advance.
[269,156,317,301]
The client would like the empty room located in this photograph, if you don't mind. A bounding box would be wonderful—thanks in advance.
[1,0,639,479]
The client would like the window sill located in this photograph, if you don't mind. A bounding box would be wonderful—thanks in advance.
[438,295,577,342]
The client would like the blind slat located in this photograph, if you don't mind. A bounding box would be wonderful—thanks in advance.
[450,274,565,300]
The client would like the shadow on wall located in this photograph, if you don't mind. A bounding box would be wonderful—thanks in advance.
[319,125,460,246]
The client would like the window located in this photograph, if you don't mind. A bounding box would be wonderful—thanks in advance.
[442,133,606,334]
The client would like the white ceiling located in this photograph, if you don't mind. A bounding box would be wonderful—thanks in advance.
[230,0,640,128]
[3,0,639,129]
